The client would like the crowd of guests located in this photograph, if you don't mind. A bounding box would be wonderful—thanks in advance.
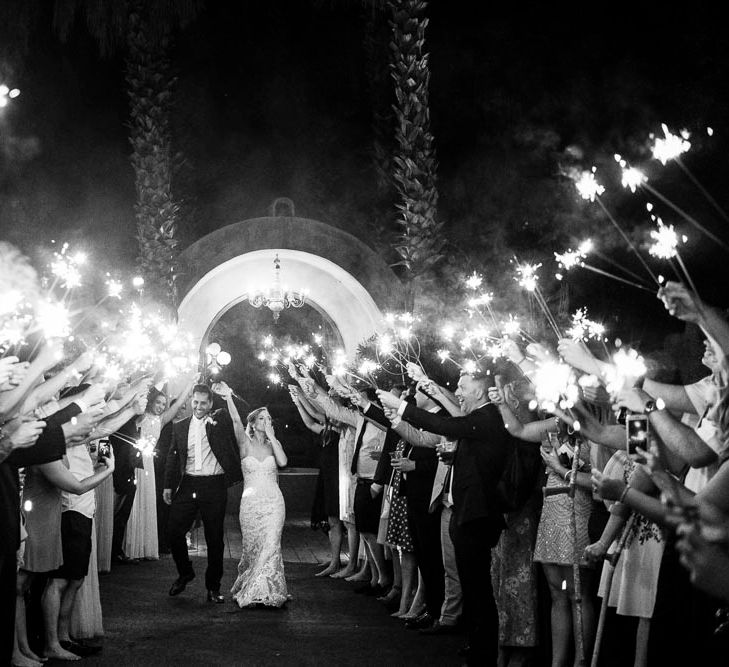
[2,227,729,667]
[0,339,195,666]
[288,281,729,667]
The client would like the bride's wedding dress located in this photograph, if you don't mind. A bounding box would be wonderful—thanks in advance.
[231,455,289,607]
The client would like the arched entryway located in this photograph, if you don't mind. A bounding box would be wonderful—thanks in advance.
[177,214,406,359]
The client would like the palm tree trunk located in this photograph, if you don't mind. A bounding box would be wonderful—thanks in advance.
[388,0,444,292]
[126,0,179,309]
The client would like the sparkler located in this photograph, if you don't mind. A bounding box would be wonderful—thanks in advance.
[0,84,20,108]
[615,153,729,252]
[647,219,702,303]
[566,308,605,342]
[529,360,580,413]
[604,348,646,397]
[573,164,661,286]
[514,260,562,338]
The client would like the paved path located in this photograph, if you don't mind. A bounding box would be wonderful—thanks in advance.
[68,516,464,666]
[189,514,334,565]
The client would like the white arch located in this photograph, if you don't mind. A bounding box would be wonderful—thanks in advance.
[177,249,385,360]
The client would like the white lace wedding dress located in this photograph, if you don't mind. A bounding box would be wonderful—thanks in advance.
[231,455,289,607]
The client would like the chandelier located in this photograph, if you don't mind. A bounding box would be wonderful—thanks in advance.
[248,254,306,322]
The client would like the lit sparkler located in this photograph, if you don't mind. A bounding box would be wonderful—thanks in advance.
[651,124,691,165]
[573,168,605,202]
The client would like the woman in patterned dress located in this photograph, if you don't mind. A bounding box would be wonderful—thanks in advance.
[491,388,599,667]
[382,439,417,617]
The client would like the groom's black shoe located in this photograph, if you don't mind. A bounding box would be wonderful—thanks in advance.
[207,590,225,604]
[169,572,195,596]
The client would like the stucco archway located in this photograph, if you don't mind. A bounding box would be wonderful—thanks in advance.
[177,215,406,359]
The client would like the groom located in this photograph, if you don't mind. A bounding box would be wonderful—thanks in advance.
[163,384,242,603]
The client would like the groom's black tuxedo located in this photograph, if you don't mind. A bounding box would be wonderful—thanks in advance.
[164,408,242,491]
[165,407,242,594]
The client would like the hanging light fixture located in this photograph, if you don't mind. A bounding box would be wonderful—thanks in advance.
[248,254,306,322]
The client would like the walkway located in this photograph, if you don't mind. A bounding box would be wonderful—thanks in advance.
[76,515,464,666]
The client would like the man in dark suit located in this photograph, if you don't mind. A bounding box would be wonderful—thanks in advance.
[163,384,242,603]
[378,370,509,666]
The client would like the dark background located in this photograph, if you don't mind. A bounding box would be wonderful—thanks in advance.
[2,1,728,463]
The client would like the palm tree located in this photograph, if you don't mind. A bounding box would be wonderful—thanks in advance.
[53,0,203,309]
[388,0,444,296]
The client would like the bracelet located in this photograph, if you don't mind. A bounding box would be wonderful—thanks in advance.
[619,485,631,504]
[564,469,575,483]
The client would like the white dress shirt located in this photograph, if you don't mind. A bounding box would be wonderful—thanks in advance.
[185,416,223,476]
[61,445,96,518]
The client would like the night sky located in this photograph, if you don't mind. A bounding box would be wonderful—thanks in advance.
[2,1,729,346]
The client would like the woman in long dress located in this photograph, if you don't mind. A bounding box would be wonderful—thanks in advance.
[216,383,289,607]
[124,382,193,560]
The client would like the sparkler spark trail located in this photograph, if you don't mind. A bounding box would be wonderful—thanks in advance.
[566,308,605,342]
[514,260,562,338]
[648,220,679,260]
[554,240,593,271]
[650,124,691,165]
[573,168,605,202]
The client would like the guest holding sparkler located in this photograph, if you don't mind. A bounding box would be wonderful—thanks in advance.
[288,384,345,577]
[378,365,509,666]
[297,375,395,597]
[489,377,599,667]
[124,378,195,561]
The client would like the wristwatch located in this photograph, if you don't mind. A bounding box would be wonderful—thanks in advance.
[643,398,665,414]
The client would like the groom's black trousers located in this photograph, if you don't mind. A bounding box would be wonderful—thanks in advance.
[167,474,227,591]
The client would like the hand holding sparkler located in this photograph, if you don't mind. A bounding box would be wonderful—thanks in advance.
[487,386,504,405]
[375,389,403,412]
[79,383,107,411]
[405,361,427,383]
[657,281,704,323]
[501,339,525,365]
[590,469,626,502]
[1,417,46,450]
[0,356,20,385]
[212,381,233,400]
[525,342,553,364]
[0,357,27,390]
[613,387,653,415]
[557,338,604,377]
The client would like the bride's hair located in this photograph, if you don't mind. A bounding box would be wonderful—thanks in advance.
[246,407,270,439]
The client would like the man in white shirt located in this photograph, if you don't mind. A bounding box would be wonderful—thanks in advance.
[164,385,242,603]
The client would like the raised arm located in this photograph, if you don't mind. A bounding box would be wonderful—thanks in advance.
[289,387,325,435]
[300,379,359,427]
[38,448,114,495]
[264,414,287,468]
[0,343,63,419]
[616,387,717,468]
[160,375,196,426]
[488,385,555,442]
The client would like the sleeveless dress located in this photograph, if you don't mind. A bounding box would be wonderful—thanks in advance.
[597,451,665,618]
[21,465,63,573]
[123,414,159,559]
[533,436,595,567]
[231,455,289,607]
[384,441,414,552]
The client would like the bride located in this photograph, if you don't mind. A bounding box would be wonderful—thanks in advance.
[213,382,289,608]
